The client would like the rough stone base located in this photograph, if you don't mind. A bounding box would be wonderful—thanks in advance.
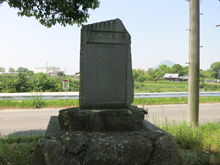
[31,118,186,165]
[59,106,147,132]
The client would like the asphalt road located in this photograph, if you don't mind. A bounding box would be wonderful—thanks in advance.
[0,103,219,136]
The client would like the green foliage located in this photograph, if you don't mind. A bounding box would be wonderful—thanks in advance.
[145,75,154,81]
[0,73,79,93]
[16,67,29,73]
[146,68,154,76]
[157,120,220,165]
[154,69,164,79]
[183,66,189,76]
[210,61,220,79]
[132,69,139,79]
[0,73,17,92]
[27,70,34,76]
[0,0,100,28]
[171,64,184,76]
[0,132,44,165]
[203,69,216,79]
[8,67,15,72]
[133,61,220,81]
[137,75,146,82]
[199,78,205,88]
[31,93,45,108]
[0,67,5,72]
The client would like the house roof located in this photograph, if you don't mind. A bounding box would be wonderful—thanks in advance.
[163,73,179,78]
[179,75,189,79]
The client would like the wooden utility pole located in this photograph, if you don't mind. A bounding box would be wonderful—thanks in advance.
[187,0,200,127]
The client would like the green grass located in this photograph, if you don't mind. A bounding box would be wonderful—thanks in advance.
[0,99,79,109]
[132,97,220,105]
[155,119,220,165]
[1,119,219,165]
[0,96,219,109]
[134,81,188,93]
[0,97,220,109]
[0,132,44,165]
[134,81,220,93]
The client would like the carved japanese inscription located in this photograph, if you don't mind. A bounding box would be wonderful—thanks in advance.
[80,19,134,110]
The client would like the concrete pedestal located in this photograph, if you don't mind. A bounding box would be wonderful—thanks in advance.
[58,106,147,132]
[30,107,186,165]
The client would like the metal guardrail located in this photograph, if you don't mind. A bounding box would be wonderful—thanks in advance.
[135,92,220,98]
[0,92,220,100]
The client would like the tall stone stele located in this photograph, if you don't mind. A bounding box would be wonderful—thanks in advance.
[57,19,145,132]
[30,19,186,165]
[79,18,134,110]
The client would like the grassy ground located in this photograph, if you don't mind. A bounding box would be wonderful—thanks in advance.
[132,97,220,105]
[0,98,79,109]
[1,119,219,165]
[0,132,44,165]
[0,97,220,109]
[134,81,188,93]
[134,81,220,93]
[156,119,220,165]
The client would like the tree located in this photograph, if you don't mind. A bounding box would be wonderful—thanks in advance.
[158,64,168,71]
[27,70,34,76]
[144,75,154,81]
[146,68,154,77]
[137,75,145,82]
[8,67,15,72]
[132,69,139,79]
[154,69,164,79]
[205,69,216,79]
[171,64,184,76]
[16,67,29,73]
[136,69,145,75]
[0,0,100,28]
[210,61,220,79]
[199,69,205,78]
[183,66,189,76]
[0,67,5,72]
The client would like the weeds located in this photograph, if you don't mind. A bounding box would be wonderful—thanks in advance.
[0,99,79,109]
[156,118,220,165]
[0,132,44,165]
[31,91,44,108]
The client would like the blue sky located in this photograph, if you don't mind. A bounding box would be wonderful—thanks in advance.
[0,0,220,74]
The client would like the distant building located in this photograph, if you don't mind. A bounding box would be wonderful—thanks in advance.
[48,70,64,76]
[163,73,188,82]
[34,66,60,74]
[178,75,189,82]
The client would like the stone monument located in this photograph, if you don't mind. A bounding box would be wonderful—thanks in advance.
[31,19,186,165]
[79,18,133,110]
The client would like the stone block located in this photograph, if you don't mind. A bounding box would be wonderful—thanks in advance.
[58,106,147,132]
